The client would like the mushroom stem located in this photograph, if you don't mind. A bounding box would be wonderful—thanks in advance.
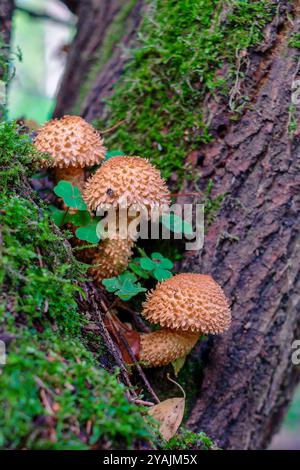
[54,167,86,190]
[139,329,200,368]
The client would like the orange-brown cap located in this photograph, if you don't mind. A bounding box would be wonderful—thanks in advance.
[142,273,231,334]
[82,156,171,211]
[34,115,106,168]
[139,329,199,367]
[90,237,134,283]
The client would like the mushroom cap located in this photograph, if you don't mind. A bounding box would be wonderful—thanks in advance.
[90,237,134,283]
[139,329,199,367]
[83,156,171,211]
[142,273,231,334]
[34,115,106,168]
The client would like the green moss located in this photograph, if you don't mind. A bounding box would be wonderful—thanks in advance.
[0,121,154,449]
[289,32,300,49]
[0,194,84,335]
[0,121,41,193]
[0,331,152,449]
[161,428,216,450]
[98,0,275,181]
[73,0,139,114]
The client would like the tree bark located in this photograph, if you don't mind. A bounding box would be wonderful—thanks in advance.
[54,0,145,118]
[0,0,14,45]
[53,0,300,450]
[183,6,300,449]
[0,0,14,119]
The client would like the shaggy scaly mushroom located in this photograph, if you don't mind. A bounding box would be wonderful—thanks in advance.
[34,115,106,189]
[82,156,171,281]
[139,273,231,367]
[90,237,135,283]
[83,155,171,215]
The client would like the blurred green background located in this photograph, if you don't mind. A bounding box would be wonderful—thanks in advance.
[6,0,300,450]
[9,0,75,124]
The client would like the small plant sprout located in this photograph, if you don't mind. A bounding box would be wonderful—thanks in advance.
[34,115,106,189]
[139,273,231,367]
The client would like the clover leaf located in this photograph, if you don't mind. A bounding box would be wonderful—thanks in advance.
[132,252,174,282]
[75,219,101,244]
[102,272,147,301]
[54,181,87,210]
[67,210,91,227]
[48,205,67,227]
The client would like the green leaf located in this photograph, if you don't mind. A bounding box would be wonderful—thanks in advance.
[172,355,187,376]
[102,277,121,292]
[67,210,91,227]
[75,220,100,243]
[129,261,150,279]
[161,213,193,235]
[54,181,87,210]
[48,205,67,227]
[151,252,173,269]
[118,272,137,283]
[140,257,157,271]
[105,150,124,160]
[102,272,146,300]
[153,268,173,281]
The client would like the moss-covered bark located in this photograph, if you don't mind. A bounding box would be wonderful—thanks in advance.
[0,122,153,449]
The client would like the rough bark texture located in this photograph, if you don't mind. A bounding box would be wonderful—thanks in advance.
[0,0,14,45]
[183,4,300,449]
[53,0,300,450]
[54,0,145,118]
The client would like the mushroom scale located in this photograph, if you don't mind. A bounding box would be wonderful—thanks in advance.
[142,273,231,334]
[83,156,171,213]
[90,237,134,283]
[34,115,106,188]
[139,329,199,367]
[139,273,231,367]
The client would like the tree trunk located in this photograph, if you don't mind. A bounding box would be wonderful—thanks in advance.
[0,0,14,119]
[183,9,300,449]
[0,0,14,45]
[54,0,145,118]
[42,0,300,449]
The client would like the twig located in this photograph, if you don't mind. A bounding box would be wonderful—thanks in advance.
[100,120,127,135]
[115,300,151,333]
[87,287,137,399]
[114,324,160,404]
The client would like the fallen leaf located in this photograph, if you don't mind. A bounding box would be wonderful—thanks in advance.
[172,355,187,376]
[148,397,185,441]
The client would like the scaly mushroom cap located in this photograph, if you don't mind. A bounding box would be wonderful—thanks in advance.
[142,273,231,334]
[83,156,171,212]
[90,237,134,283]
[139,329,199,367]
[34,115,106,168]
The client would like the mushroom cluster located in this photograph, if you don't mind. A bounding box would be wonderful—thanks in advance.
[34,115,232,369]
[139,273,231,367]
[34,115,106,189]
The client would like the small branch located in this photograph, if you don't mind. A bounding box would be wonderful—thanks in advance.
[113,321,160,404]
